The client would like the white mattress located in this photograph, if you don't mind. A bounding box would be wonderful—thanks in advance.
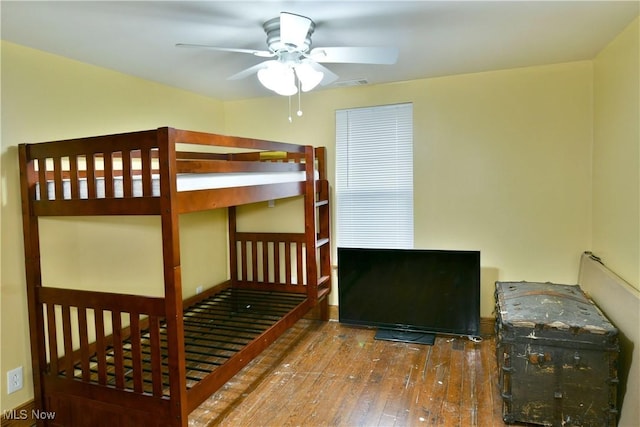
[36,171,314,200]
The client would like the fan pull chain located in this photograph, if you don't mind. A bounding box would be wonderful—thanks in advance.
[288,95,292,123]
[297,79,303,117]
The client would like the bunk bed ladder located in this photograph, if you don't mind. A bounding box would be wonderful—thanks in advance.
[312,147,332,319]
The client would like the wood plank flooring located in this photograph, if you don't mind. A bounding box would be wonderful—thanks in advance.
[189,318,514,427]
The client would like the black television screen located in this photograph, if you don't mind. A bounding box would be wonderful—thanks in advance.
[338,247,480,344]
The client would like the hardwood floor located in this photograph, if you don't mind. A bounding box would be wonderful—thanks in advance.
[189,318,513,427]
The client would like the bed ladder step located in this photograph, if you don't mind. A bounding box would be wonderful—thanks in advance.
[316,237,329,248]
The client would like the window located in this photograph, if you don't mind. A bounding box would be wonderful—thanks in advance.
[336,103,413,249]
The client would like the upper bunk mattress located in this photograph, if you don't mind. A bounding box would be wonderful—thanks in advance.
[36,171,315,200]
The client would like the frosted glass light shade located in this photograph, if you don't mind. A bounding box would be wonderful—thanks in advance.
[257,62,297,96]
[294,63,324,92]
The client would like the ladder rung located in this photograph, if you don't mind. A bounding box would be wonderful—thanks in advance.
[316,238,329,248]
[317,275,331,287]
[317,287,331,299]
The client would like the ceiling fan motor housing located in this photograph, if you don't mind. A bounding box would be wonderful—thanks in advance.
[263,15,315,54]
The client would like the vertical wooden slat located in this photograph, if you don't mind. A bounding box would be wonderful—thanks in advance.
[69,155,80,199]
[46,304,59,374]
[241,240,249,283]
[112,311,125,389]
[141,148,152,196]
[86,154,97,199]
[262,241,269,283]
[274,241,281,284]
[122,150,133,198]
[251,238,258,282]
[296,242,304,285]
[53,157,63,200]
[228,206,238,284]
[103,153,114,198]
[77,307,91,381]
[129,313,144,393]
[285,242,292,285]
[61,305,74,378]
[37,159,48,201]
[94,308,107,385]
[149,316,163,398]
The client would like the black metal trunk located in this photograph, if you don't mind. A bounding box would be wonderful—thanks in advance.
[495,281,619,427]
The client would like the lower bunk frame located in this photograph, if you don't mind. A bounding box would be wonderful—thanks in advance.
[32,232,327,427]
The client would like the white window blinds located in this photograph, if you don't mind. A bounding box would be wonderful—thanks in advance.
[336,103,414,249]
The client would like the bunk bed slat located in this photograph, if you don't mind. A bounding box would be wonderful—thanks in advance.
[176,158,304,174]
[37,158,48,201]
[69,155,80,200]
[148,316,164,398]
[86,154,97,199]
[95,308,107,385]
[77,307,91,382]
[53,156,64,201]
[104,152,115,198]
[285,241,292,285]
[61,305,74,379]
[33,197,162,216]
[141,148,153,197]
[173,129,306,153]
[111,311,125,389]
[296,242,304,285]
[122,150,133,198]
[262,241,269,283]
[46,303,59,375]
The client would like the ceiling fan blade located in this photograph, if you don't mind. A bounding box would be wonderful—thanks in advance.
[280,12,312,48]
[227,61,275,80]
[176,43,274,58]
[310,47,399,65]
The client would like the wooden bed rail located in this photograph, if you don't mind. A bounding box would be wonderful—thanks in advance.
[233,232,309,292]
[18,128,324,217]
[37,287,169,399]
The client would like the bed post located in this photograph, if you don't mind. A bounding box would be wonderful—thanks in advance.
[157,128,188,426]
[18,144,47,425]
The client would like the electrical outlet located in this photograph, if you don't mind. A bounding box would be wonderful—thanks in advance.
[7,366,23,394]
[196,286,203,295]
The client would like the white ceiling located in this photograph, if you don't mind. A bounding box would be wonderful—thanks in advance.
[2,1,638,101]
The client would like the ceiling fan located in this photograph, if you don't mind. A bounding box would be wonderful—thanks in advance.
[177,12,399,96]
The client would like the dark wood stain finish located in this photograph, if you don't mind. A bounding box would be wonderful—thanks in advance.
[18,128,331,426]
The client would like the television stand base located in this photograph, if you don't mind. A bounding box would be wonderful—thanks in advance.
[374,329,436,345]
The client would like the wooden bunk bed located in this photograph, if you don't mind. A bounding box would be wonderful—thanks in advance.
[18,127,332,426]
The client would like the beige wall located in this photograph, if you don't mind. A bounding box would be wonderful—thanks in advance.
[593,17,640,290]
[1,42,229,411]
[226,61,594,317]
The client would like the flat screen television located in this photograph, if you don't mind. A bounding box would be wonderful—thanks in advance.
[338,247,480,345]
